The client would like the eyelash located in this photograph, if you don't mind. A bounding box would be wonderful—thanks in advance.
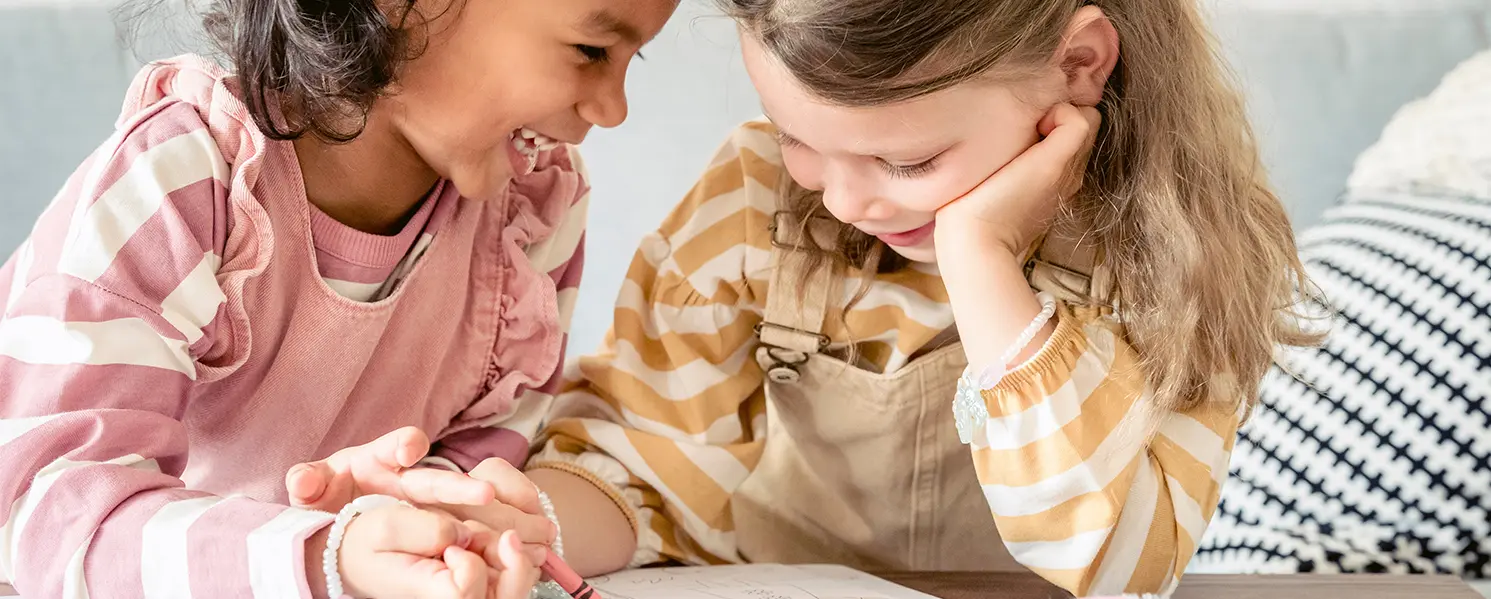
[882,157,940,178]
[575,46,647,65]
[777,132,942,179]
[575,45,610,64]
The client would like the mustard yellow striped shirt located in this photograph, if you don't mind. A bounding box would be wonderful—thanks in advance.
[530,120,1240,596]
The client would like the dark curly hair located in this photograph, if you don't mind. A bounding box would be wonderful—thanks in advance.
[124,0,433,142]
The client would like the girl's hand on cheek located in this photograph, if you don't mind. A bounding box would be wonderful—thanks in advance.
[934,103,1102,258]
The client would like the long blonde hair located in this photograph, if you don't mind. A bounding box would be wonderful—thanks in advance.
[720,0,1321,415]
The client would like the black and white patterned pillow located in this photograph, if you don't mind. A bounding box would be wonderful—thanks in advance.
[1192,190,1491,577]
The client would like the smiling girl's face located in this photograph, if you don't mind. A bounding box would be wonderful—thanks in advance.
[742,32,1063,263]
[380,0,676,201]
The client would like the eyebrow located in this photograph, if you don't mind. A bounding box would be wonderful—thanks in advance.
[582,10,644,45]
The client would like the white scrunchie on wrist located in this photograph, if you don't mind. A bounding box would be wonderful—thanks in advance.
[324,494,410,599]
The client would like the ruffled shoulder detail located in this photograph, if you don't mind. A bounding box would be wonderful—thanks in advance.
[121,55,279,383]
[457,146,590,430]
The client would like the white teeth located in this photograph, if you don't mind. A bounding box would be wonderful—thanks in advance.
[511,134,539,175]
[520,127,562,150]
[512,127,564,175]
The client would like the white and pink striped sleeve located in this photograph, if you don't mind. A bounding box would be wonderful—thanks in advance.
[428,147,590,472]
[0,100,332,599]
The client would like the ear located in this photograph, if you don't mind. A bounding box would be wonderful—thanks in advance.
[1057,6,1120,107]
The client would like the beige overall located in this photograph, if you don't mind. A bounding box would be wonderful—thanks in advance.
[730,212,1109,572]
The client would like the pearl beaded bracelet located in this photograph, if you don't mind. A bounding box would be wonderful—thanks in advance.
[530,488,570,599]
[953,291,1058,445]
[323,494,411,599]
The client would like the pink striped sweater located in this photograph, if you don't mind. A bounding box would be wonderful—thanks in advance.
[0,56,590,597]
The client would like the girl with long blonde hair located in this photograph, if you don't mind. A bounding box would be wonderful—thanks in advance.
[523,0,1320,595]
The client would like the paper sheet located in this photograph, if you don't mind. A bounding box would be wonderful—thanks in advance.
[585,564,940,599]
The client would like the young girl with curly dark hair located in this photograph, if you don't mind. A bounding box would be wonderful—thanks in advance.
[0,0,675,597]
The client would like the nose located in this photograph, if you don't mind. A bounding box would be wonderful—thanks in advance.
[820,165,893,224]
[578,71,629,129]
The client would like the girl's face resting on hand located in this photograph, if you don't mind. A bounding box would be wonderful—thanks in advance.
[742,33,1062,264]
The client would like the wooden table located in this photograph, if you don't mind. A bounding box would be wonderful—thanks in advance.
[882,572,1483,599]
[2,573,1481,598]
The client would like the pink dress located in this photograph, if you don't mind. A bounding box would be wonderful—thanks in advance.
[0,55,589,598]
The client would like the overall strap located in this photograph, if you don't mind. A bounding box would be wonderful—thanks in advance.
[1025,219,1114,306]
[756,212,840,383]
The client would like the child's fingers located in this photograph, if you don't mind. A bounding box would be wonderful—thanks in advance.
[284,462,331,506]
[459,519,544,571]
[1016,104,1098,181]
[363,506,473,557]
[461,519,503,569]
[495,531,542,599]
[315,427,425,475]
[443,546,490,599]
[1048,104,1102,166]
[287,427,433,508]
[398,467,498,507]
[339,426,433,495]
[344,549,450,599]
[445,505,557,553]
[486,503,557,546]
[1036,103,1100,146]
[467,458,543,515]
[497,566,541,599]
[445,502,555,547]
[522,543,549,570]
[1077,106,1102,142]
[362,426,433,471]
[1039,104,1102,194]
[285,462,357,511]
[1037,102,1097,136]
[970,103,1099,204]
[487,567,504,599]
[494,531,534,575]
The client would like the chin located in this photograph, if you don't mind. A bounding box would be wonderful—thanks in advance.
[450,162,514,203]
[886,242,938,265]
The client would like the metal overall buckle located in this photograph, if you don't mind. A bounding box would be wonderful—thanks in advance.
[754,322,829,384]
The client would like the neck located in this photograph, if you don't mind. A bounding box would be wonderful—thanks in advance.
[293,107,440,235]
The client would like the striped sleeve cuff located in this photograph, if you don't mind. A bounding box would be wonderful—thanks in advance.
[246,507,335,599]
[526,458,639,538]
[526,452,649,564]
